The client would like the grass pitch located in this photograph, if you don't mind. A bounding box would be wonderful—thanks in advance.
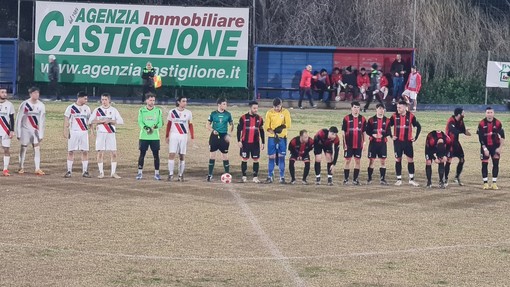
[1,101,510,286]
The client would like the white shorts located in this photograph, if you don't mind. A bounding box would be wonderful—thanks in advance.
[403,90,418,100]
[95,132,117,151]
[19,128,41,146]
[0,134,11,148]
[169,134,188,154]
[68,131,89,151]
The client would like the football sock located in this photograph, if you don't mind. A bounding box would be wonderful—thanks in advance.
[179,161,185,176]
[278,156,285,178]
[223,160,230,173]
[344,169,350,180]
[353,168,360,181]
[208,159,215,175]
[492,158,499,178]
[327,163,333,176]
[289,160,296,181]
[3,156,9,170]
[19,146,27,169]
[408,162,415,180]
[253,162,259,177]
[444,162,451,179]
[395,161,402,178]
[67,160,73,172]
[438,162,445,182]
[33,146,41,170]
[314,162,321,176]
[482,162,488,183]
[98,162,104,174]
[380,167,386,180]
[303,162,310,181]
[456,160,464,178]
[111,162,117,175]
[426,165,432,182]
[367,167,374,180]
[155,170,160,175]
[268,158,275,177]
[168,159,175,176]
[82,160,88,173]
[241,161,247,176]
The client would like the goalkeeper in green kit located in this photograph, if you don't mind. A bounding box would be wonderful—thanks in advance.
[136,93,163,180]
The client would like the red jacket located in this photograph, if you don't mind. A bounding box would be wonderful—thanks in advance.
[357,74,370,87]
[379,75,389,87]
[405,72,422,93]
[331,73,343,85]
[300,69,313,88]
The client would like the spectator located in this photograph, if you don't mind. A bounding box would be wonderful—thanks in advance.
[379,71,389,100]
[390,54,406,103]
[357,68,370,101]
[316,69,332,105]
[403,65,422,112]
[331,67,346,100]
[298,65,317,109]
[141,61,156,103]
[48,55,60,101]
[343,66,357,101]
[363,64,385,112]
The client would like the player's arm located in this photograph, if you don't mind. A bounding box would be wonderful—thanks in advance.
[229,116,234,133]
[236,116,243,142]
[497,124,505,150]
[206,113,217,135]
[113,109,124,125]
[332,139,340,165]
[63,116,70,139]
[165,120,172,139]
[341,118,348,149]
[39,107,46,140]
[15,103,24,139]
[264,111,273,134]
[413,117,421,141]
[155,108,163,129]
[259,118,265,145]
[477,122,486,146]
[284,109,291,130]
[365,120,374,139]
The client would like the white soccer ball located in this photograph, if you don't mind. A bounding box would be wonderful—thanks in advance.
[221,173,232,183]
[335,95,341,102]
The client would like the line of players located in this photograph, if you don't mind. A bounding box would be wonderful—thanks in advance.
[0,87,505,189]
[208,97,504,189]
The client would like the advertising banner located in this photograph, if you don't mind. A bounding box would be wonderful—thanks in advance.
[486,61,510,88]
[35,1,249,87]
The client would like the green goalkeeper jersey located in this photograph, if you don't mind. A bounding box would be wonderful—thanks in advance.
[138,106,163,140]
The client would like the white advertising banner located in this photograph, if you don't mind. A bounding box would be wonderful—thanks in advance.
[486,61,510,88]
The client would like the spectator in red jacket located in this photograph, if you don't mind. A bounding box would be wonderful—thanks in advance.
[357,68,370,100]
[402,65,422,112]
[331,67,346,100]
[379,72,389,100]
[299,65,317,109]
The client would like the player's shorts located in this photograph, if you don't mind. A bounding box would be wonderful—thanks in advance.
[169,134,188,154]
[480,145,500,160]
[240,142,260,160]
[139,139,160,152]
[95,132,117,151]
[68,131,89,151]
[290,152,311,162]
[425,146,448,161]
[448,142,465,159]
[314,143,333,155]
[0,134,11,148]
[402,89,418,100]
[367,141,387,159]
[209,132,229,153]
[344,147,363,158]
[267,137,287,156]
[394,140,414,158]
[19,128,41,146]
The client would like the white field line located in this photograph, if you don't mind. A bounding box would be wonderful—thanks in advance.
[227,185,306,287]
[0,240,509,262]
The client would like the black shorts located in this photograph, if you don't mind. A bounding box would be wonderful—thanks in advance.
[449,142,465,158]
[344,147,363,158]
[139,139,160,152]
[394,140,414,158]
[425,146,447,161]
[290,152,311,162]
[480,145,500,160]
[314,143,333,155]
[367,141,387,159]
[209,133,230,153]
[240,143,260,159]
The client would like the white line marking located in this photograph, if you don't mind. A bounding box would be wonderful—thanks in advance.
[227,185,306,287]
[1,241,509,262]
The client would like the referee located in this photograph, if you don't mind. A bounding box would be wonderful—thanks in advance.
[206,97,233,182]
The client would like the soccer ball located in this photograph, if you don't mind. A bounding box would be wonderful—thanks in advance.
[335,95,341,102]
[221,173,232,183]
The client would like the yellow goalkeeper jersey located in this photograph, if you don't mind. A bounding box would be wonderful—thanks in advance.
[264,108,291,138]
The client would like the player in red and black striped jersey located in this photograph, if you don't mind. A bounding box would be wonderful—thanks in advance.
[389,101,421,187]
[477,107,505,190]
[288,130,314,184]
[341,101,366,185]
[237,101,265,183]
[365,103,392,185]
[425,130,452,189]
[445,108,471,186]
[313,126,340,186]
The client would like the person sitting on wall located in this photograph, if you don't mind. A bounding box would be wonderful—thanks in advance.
[343,66,358,101]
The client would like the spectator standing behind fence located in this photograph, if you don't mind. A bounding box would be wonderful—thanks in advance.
[141,62,156,103]
[390,54,406,103]
[48,55,60,101]
[403,65,422,112]
[298,65,317,109]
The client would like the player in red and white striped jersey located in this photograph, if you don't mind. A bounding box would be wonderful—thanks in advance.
[15,87,46,175]
[89,93,124,179]
[165,96,194,181]
[63,91,91,178]
[0,87,15,176]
